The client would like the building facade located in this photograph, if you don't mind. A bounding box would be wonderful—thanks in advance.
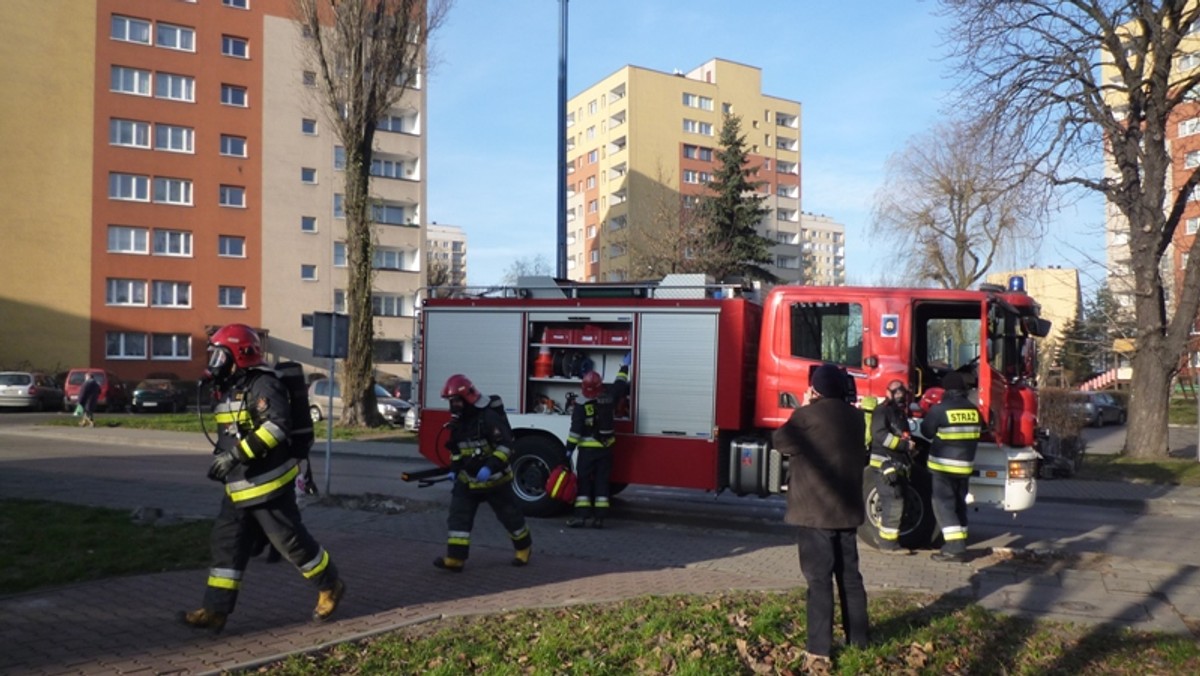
[425,223,467,287]
[798,212,846,286]
[0,0,426,386]
[564,58,803,283]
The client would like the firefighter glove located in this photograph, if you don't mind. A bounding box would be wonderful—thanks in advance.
[475,466,493,482]
[207,450,238,482]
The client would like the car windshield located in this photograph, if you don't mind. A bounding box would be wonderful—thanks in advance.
[374,384,392,398]
[0,373,32,386]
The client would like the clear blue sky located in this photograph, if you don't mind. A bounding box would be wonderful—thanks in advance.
[425,1,1106,290]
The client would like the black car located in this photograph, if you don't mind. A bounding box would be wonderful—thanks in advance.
[131,379,191,413]
[1071,391,1127,427]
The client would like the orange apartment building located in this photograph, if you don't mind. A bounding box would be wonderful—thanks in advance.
[564,58,815,284]
[0,0,426,387]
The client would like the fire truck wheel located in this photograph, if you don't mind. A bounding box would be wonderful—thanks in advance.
[509,435,569,518]
[609,482,628,496]
[857,465,938,551]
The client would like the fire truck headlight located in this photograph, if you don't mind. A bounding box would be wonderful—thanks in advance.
[1008,459,1037,480]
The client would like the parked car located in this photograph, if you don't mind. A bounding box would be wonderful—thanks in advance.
[0,371,64,411]
[1071,391,1127,427]
[130,379,191,413]
[308,380,411,426]
[62,368,130,413]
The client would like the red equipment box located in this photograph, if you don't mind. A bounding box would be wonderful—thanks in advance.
[602,328,631,345]
[543,327,572,344]
[574,325,602,345]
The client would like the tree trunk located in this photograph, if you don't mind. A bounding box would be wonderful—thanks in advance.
[341,139,382,427]
[1124,343,1171,458]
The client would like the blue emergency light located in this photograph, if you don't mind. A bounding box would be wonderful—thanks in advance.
[1008,275,1026,292]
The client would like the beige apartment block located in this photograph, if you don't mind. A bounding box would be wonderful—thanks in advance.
[426,223,467,287]
[565,58,802,283]
[798,212,846,286]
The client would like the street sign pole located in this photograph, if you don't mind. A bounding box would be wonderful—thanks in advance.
[313,312,348,495]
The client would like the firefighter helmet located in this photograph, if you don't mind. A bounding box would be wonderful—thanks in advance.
[918,387,944,416]
[207,324,264,381]
[441,374,481,405]
[581,370,604,399]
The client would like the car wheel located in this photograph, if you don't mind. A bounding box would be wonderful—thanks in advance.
[1091,413,1103,428]
[509,434,570,518]
[1118,411,1127,425]
[32,398,44,413]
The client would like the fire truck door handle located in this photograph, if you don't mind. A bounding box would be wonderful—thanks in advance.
[779,392,800,409]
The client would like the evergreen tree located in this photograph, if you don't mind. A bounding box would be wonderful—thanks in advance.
[697,114,778,283]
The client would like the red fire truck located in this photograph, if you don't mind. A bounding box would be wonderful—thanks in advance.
[412,274,1050,549]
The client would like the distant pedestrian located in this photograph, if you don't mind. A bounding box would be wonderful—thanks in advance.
[78,374,101,428]
[922,371,982,564]
[772,363,869,673]
[565,370,616,529]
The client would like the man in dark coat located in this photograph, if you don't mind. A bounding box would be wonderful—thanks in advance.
[772,363,869,672]
[78,374,102,428]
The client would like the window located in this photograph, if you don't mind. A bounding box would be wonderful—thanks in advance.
[111,16,151,44]
[218,235,245,257]
[151,281,190,307]
[220,135,247,157]
[223,0,249,8]
[109,119,150,148]
[682,93,713,110]
[334,290,346,313]
[300,265,317,280]
[1182,118,1200,137]
[219,185,246,207]
[373,248,405,270]
[371,293,405,317]
[1188,217,1200,235]
[301,167,317,183]
[152,334,191,359]
[586,175,595,189]
[107,332,147,359]
[153,229,192,256]
[333,194,345,218]
[111,66,151,95]
[155,73,195,102]
[379,112,418,134]
[302,70,316,86]
[109,173,149,201]
[154,123,194,153]
[373,340,405,363]
[218,286,246,308]
[153,177,192,205]
[682,144,713,161]
[587,149,598,163]
[156,23,195,51]
[590,250,599,263]
[1186,151,1200,169]
[221,35,249,58]
[301,118,318,134]
[371,202,408,225]
[221,84,248,107]
[789,302,864,367]
[683,119,713,135]
[301,313,314,329]
[333,242,347,267]
[301,216,317,232]
[106,278,147,306]
[588,199,598,213]
[369,156,417,180]
[1181,52,1200,71]
[107,226,148,254]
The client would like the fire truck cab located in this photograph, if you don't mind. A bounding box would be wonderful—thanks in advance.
[414,274,1050,549]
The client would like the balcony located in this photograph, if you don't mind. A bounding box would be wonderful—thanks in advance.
[608,82,626,104]
[609,109,626,129]
[776,136,798,152]
[607,135,627,155]
[608,161,627,181]
[611,189,627,206]
[775,113,799,129]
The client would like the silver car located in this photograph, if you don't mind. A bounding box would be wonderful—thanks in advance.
[308,380,411,426]
[0,372,65,411]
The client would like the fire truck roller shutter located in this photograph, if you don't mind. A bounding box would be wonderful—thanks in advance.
[635,311,719,438]
[421,310,524,413]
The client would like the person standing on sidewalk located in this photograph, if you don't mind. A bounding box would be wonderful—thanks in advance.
[179,323,345,633]
[921,371,982,564]
[772,363,870,672]
[869,380,916,553]
[434,373,532,572]
[565,370,616,529]
[78,374,101,428]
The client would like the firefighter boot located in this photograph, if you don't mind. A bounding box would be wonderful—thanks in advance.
[512,547,532,567]
[312,578,346,622]
[433,556,465,572]
[178,608,227,634]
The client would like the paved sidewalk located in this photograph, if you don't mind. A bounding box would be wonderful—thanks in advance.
[3,424,1200,675]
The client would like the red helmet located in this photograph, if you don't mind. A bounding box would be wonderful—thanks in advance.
[208,323,264,370]
[918,387,944,416]
[441,374,481,405]
[581,370,604,399]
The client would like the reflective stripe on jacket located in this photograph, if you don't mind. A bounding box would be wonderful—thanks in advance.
[921,391,981,476]
[214,366,297,506]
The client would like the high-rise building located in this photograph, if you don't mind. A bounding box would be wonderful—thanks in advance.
[426,223,467,287]
[0,0,426,386]
[798,213,846,286]
[564,58,803,283]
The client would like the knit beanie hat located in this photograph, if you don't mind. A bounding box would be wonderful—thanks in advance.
[811,364,844,399]
[941,372,966,392]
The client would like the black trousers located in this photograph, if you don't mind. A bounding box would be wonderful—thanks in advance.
[203,491,338,614]
[795,527,870,657]
[930,471,970,555]
[573,448,613,518]
[446,481,531,561]
[872,459,908,546]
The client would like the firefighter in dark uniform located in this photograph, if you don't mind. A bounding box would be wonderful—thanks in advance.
[179,324,345,633]
[920,371,982,563]
[566,370,616,529]
[869,380,915,553]
[434,373,532,572]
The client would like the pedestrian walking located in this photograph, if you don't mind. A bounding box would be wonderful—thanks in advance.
[434,373,532,572]
[921,371,982,563]
[772,363,870,672]
[869,380,916,553]
[78,374,101,427]
[179,323,344,633]
[565,370,616,528]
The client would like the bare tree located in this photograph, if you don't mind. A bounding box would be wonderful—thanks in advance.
[502,255,553,286]
[871,117,1046,290]
[295,0,451,426]
[626,164,712,280]
[941,0,1200,458]
[426,259,453,299]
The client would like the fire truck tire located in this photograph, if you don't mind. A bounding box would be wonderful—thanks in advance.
[857,465,938,550]
[609,482,628,496]
[509,434,569,518]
